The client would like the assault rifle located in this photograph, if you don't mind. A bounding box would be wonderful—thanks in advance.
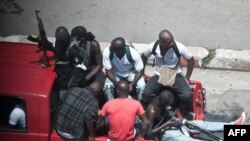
[183,119,224,141]
[27,10,54,68]
[154,107,224,141]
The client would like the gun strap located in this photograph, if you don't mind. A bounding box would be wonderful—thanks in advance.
[124,45,134,64]
[85,41,91,55]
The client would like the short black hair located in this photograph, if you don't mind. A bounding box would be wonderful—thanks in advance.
[159,90,174,105]
[111,37,125,47]
[55,26,70,42]
[71,26,87,40]
[55,26,71,61]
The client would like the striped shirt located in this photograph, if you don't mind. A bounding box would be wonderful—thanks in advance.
[56,87,98,141]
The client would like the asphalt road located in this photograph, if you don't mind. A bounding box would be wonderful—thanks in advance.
[1,0,249,124]
[1,0,250,50]
[145,66,250,124]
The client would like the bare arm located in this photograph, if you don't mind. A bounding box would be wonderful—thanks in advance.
[137,113,148,139]
[106,69,118,85]
[152,118,181,134]
[146,96,181,135]
[131,70,143,85]
[86,121,95,141]
[141,54,148,74]
[95,114,105,131]
[145,104,157,139]
[129,70,143,92]
[84,40,103,81]
[146,105,156,122]
[185,57,194,81]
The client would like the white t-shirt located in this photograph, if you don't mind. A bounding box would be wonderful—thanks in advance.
[103,47,144,77]
[9,107,26,129]
[143,40,193,75]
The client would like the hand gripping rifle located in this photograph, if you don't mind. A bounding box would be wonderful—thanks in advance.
[27,10,54,68]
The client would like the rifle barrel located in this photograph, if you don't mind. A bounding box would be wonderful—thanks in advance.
[35,10,40,20]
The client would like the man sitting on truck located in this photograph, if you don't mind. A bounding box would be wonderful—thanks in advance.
[55,80,103,141]
[70,26,105,88]
[103,37,145,101]
[144,90,246,141]
[96,80,148,141]
[53,26,74,99]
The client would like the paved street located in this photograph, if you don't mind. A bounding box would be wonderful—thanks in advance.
[0,0,250,124]
[1,0,250,50]
[145,66,250,123]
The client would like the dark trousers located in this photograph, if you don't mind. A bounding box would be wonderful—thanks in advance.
[142,73,192,107]
[79,70,106,88]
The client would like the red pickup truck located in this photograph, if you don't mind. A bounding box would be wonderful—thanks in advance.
[0,42,205,141]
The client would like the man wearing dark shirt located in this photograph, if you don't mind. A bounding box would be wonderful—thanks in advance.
[56,81,102,141]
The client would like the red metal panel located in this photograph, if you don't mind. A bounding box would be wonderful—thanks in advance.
[0,91,40,141]
[95,136,155,141]
[0,42,56,141]
[189,80,205,120]
[37,94,51,141]
[0,42,55,98]
[50,131,155,141]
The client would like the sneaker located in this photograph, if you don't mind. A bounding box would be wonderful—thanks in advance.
[234,112,246,125]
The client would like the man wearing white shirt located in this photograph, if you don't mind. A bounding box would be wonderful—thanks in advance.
[8,101,26,130]
[141,30,195,113]
[103,37,145,101]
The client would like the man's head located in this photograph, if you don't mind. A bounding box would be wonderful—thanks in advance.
[55,26,71,61]
[71,26,87,41]
[110,37,126,56]
[158,90,174,108]
[116,80,129,98]
[159,29,174,49]
[55,26,70,43]
[90,81,103,97]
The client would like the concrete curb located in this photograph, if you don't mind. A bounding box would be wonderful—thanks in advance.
[206,49,250,72]
[2,35,250,71]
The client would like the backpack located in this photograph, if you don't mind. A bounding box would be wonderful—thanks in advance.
[109,42,134,64]
[152,40,181,58]
[68,43,90,67]
[151,40,181,66]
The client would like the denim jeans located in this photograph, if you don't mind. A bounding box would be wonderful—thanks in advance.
[161,120,233,141]
[188,120,233,132]
[103,73,145,101]
[161,128,203,141]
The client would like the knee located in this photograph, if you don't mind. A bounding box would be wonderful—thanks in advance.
[179,91,192,103]
[135,78,145,87]
[104,78,114,87]
[142,85,156,96]
[104,81,114,90]
[142,93,157,104]
[142,90,152,96]
[136,82,145,90]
